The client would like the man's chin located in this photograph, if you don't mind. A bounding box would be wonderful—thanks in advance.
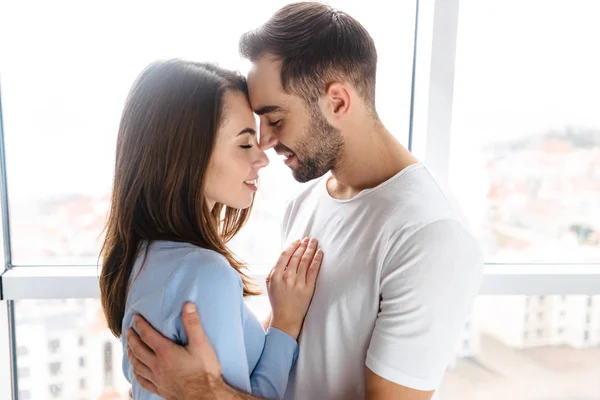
[291,166,328,183]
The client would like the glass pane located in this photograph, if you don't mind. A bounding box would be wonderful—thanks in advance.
[14,299,130,400]
[449,0,600,263]
[0,1,415,266]
[14,296,600,399]
[247,294,600,399]
[439,295,600,400]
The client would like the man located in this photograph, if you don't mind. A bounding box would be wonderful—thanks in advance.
[126,2,484,399]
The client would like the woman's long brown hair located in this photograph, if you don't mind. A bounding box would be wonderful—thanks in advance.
[100,59,260,337]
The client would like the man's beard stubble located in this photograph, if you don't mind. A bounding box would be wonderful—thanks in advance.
[291,106,344,183]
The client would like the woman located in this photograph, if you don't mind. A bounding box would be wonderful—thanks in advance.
[99,59,323,399]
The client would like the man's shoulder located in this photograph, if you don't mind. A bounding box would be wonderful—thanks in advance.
[378,164,471,231]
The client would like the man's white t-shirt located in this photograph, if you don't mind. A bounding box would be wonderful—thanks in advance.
[281,163,484,400]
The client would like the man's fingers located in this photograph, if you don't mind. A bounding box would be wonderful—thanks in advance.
[306,249,324,286]
[180,303,223,380]
[133,315,170,356]
[296,238,318,282]
[135,373,159,396]
[128,346,155,383]
[272,239,302,280]
[126,327,157,369]
[181,302,210,350]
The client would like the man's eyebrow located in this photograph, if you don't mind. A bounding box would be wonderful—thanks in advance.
[254,105,282,115]
[237,128,256,136]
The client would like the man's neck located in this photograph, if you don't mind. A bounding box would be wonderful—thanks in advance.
[327,119,418,200]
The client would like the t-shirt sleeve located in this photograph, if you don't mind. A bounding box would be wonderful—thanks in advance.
[365,219,484,391]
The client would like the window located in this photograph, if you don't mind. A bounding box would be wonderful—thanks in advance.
[49,383,63,398]
[438,296,600,399]
[448,0,600,264]
[49,362,61,376]
[48,339,60,354]
[0,0,415,268]
[2,2,600,400]
[13,300,130,399]
[248,295,600,398]
[104,342,113,388]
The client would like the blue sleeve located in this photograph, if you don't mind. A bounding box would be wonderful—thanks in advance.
[250,327,298,398]
[162,250,297,399]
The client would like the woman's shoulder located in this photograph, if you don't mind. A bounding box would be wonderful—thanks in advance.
[161,245,245,324]
[164,245,242,290]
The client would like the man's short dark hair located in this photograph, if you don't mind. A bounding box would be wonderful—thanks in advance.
[239,2,378,107]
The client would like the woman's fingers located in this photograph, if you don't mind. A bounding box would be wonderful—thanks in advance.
[271,239,302,281]
[284,238,310,280]
[306,249,324,286]
[296,238,318,283]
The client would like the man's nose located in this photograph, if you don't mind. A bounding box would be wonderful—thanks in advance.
[259,129,278,151]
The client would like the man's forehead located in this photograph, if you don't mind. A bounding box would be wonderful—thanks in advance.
[247,67,286,112]
[249,55,281,76]
[248,62,280,90]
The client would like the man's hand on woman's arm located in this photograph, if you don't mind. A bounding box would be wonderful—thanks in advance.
[126,239,322,399]
[127,303,260,400]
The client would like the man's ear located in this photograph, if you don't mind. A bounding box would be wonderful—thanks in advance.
[320,82,351,121]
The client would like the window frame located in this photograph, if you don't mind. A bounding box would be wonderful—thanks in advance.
[0,0,598,292]
[1,73,17,400]
[1,1,600,399]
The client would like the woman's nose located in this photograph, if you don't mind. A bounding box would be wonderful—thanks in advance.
[254,149,270,169]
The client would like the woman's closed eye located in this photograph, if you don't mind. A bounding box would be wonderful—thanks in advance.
[240,144,253,149]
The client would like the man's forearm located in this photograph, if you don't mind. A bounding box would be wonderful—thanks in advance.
[221,380,263,400]
[183,377,263,400]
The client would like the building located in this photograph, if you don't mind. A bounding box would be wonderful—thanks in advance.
[14,299,129,400]
[477,295,600,349]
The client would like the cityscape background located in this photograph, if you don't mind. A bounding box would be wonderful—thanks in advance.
[12,125,600,400]
[1,0,599,399]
